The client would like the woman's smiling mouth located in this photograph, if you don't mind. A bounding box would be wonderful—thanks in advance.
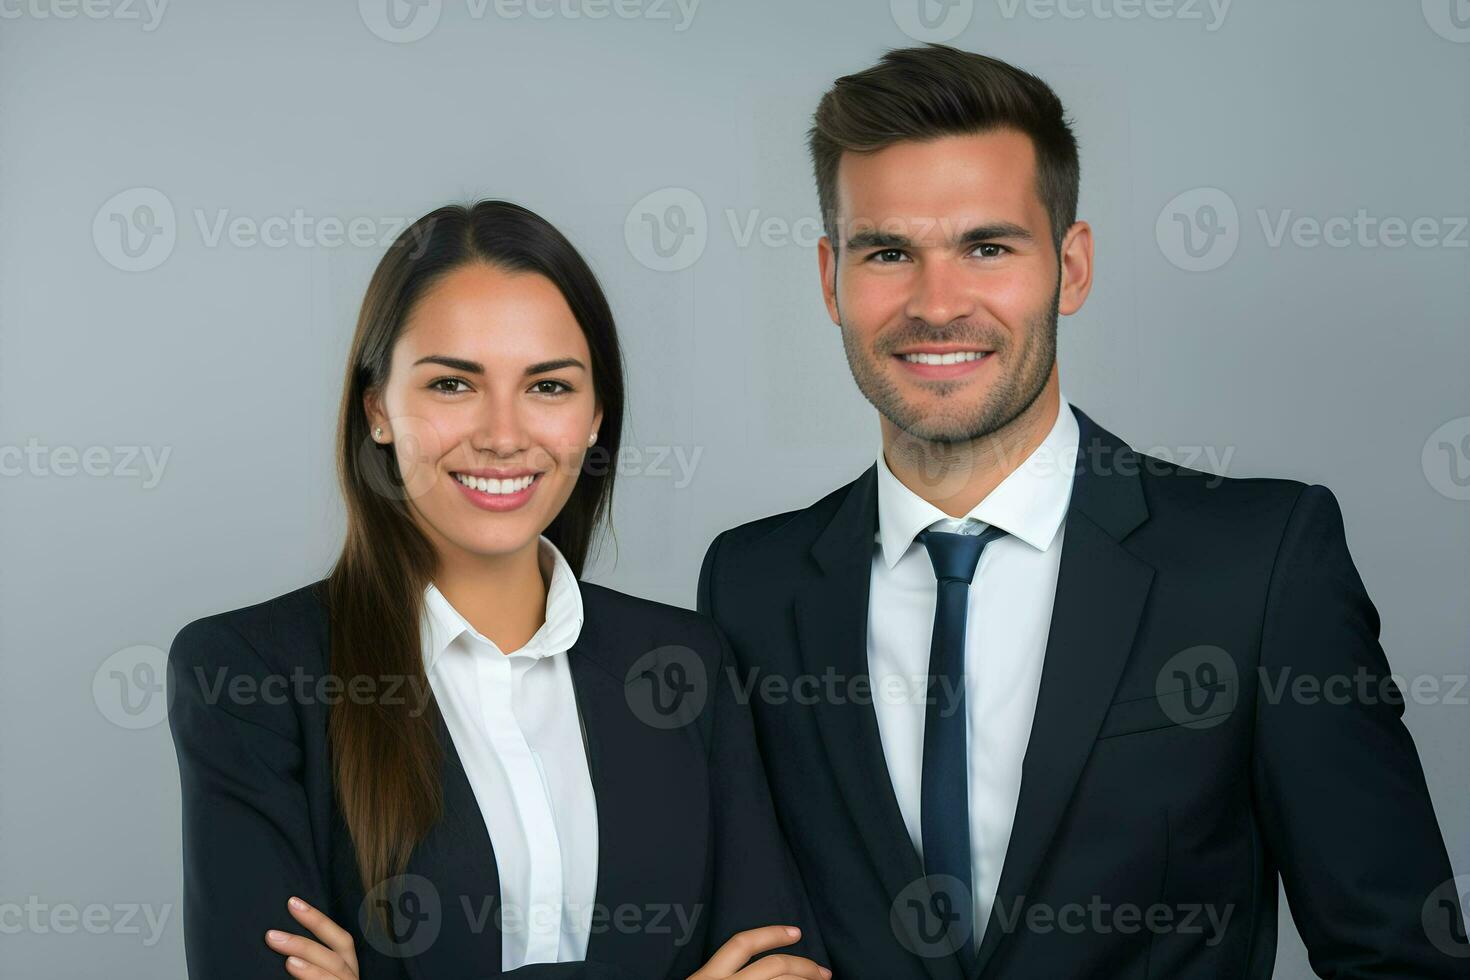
[451,470,544,511]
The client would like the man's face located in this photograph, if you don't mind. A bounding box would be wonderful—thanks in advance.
[818,128,1084,444]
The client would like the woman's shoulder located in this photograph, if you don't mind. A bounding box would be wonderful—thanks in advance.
[169,578,331,677]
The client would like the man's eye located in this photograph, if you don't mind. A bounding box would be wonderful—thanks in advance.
[973,243,1009,258]
[870,249,908,263]
[430,377,470,393]
[530,380,573,395]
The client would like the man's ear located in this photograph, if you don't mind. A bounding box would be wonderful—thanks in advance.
[1057,220,1094,317]
[817,235,841,326]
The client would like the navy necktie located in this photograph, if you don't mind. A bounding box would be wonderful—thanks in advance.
[917,523,1007,963]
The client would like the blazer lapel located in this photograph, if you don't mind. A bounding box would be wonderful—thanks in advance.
[969,407,1155,980]
[571,594,707,975]
[398,707,504,980]
[396,590,703,980]
[795,465,967,980]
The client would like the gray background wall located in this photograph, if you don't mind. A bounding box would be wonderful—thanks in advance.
[1,1,1466,976]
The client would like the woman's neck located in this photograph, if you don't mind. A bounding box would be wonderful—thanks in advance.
[432,538,549,655]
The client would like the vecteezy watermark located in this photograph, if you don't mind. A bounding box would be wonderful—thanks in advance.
[179,665,437,716]
[0,0,167,30]
[891,875,975,958]
[727,665,967,718]
[468,898,704,947]
[93,645,172,730]
[1422,876,1470,958]
[1154,645,1238,730]
[1157,187,1469,272]
[360,874,443,958]
[1421,0,1470,43]
[359,419,706,504]
[358,874,706,959]
[1256,666,1469,709]
[358,0,700,43]
[581,444,703,488]
[1155,187,1240,272]
[625,644,708,729]
[890,0,975,42]
[0,439,171,487]
[994,0,1231,31]
[989,895,1235,946]
[92,187,432,272]
[1422,416,1470,501]
[0,898,172,946]
[625,187,708,272]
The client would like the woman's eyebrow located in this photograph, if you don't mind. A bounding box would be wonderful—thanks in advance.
[411,354,586,375]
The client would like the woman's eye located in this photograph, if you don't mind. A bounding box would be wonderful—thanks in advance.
[430,377,470,394]
[530,379,573,396]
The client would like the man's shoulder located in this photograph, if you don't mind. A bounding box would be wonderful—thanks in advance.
[710,467,872,558]
[1131,449,1315,528]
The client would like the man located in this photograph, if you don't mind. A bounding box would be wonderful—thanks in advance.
[697,44,1468,979]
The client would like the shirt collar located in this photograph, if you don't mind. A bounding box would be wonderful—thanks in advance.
[420,534,584,671]
[875,391,1079,570]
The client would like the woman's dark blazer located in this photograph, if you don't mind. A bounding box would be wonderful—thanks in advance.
[166,577,827,980]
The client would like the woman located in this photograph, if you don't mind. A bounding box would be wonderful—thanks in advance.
[167,201,830,980]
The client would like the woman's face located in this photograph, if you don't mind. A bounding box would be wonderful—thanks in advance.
[365,262,602,564]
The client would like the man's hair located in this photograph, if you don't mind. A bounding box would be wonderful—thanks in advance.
[808,44,1080,256]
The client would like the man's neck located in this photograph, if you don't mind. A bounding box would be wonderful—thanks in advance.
[882,378,1061,519]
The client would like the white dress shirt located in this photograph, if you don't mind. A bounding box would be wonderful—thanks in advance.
[420,535,598,970]
[868,393,1079,949]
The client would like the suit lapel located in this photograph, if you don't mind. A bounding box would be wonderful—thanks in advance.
[795,465,967,980]
[969,407,1155,980]
[571,592,706,974]
[399,707,503,980]
[397,588,701,980]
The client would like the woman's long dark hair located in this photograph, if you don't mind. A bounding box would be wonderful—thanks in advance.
[326,201,625,898]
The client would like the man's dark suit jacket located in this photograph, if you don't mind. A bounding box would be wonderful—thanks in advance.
[167,578,826,980]
[698,403,1468,979]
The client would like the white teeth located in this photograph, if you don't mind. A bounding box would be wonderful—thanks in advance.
[455,473,536,494]
[900,351,989,365]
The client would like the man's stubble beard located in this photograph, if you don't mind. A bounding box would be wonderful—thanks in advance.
[837,281,1060,446]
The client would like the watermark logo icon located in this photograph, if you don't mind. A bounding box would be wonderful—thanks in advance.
[890,0,974,41]
[1422,875,1470,957]
[360,0,442,42]
[625,187,707,271]
[1155,645,1237,730]
[360,874,442,957]
[1422,416,1470,501]
[1422,0,1470,42]
[891,874,974,959]
[625,645,707,729]
[93,188,176,272]
[1156,187,1239,272]
[93,644,171,729]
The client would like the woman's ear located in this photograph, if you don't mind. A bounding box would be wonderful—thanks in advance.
[363,387,386,441]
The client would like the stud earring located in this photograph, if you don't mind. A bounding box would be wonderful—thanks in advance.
[374,426,383,440]
[587,431,598,446]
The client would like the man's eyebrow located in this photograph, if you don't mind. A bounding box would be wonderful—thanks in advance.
[411,354,587,375]
[844,221,1036,251]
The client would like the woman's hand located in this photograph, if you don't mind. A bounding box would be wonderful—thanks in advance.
[688,925,831,980]
[264,896,360,979]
